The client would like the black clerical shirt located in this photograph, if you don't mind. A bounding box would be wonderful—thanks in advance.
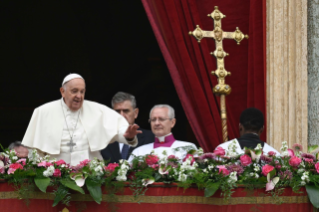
[237,133,265,149]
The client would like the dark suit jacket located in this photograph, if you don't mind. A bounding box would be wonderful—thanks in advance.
[101,128,154,163]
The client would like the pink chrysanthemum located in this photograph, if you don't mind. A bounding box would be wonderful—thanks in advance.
[260,155,273,163]
[301,153,315,160]
[292,144,303,152]
[279,170,293,180]
[226,164,244,176]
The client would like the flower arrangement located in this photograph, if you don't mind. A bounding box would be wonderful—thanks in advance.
[1,142,319,209]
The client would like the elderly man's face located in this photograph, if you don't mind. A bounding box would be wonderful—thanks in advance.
[60,78,86,111]
[150,107,176,137]
[113,100,139,125]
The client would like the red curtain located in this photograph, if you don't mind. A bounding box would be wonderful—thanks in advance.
[141,0,266,152]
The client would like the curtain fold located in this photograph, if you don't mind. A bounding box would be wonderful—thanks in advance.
[142,0,266,152]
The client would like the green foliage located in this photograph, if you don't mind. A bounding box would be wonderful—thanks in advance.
[86,177,102,204]
[204,182,220,197]
[60,178,84,194]
[308,145,319,153]
[52,185,70,207]
[306,185,319,209]
[34,177,50,193]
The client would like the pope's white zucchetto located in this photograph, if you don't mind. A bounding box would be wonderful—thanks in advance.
[62,73,84,86]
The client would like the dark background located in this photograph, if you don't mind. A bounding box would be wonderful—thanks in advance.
[0,0,196,148]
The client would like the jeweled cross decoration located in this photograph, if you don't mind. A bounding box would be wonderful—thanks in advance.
[67,139,76,152]
[189,6,248,142]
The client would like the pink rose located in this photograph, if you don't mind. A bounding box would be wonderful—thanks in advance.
[315,163,319,174]
[240,154,252,166]
[38,161,53,167]
[53,169,61,177]
[150,164,159,170]
[55,160,66,166]
[261,164,275,176]
[80,159,90,166]
[8,163,23,174]
[214,147,225,156]
[217,165,230,176]
[289,156,302,167]
[183,154,195,165]
[145,155,159,165]
[104,163,119,173]
[16,158,26,166]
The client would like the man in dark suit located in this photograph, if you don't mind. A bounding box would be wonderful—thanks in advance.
[101,92,154,163]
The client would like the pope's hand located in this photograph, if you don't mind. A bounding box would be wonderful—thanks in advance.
[124,124,142,141]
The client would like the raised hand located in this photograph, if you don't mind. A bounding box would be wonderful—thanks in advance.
[124,124,142,141]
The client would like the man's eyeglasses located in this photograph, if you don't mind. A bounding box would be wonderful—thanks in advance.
[148,118,171,123]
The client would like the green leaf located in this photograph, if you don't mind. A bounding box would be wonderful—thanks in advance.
[60,179,85,194]
[86,178,102,204]
[204,182,220,197]
[269,168,276,178]
[34,177,51,193]
[154,172,162,181]
[308,145,319,154]
[52,185,69,207]
[306,184,319,208]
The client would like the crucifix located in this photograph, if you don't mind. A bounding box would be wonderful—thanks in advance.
[189,6,248,142]
[67,139,76,152]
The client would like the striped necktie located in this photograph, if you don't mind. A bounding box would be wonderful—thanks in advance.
[121,144,130,159]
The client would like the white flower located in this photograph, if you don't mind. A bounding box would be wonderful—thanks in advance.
[227,140,239,157]
[178,173,188,182]
[228,171,237,183]
[280,141,289,156]
[208,165,214,170]
[255,144,262,151]
[12,156,18,160]
[116,175,127,181]
[203,169,208,173]
[297,168,305,174]
[94,166,103,176]
[43,166,55,177]
[254,165,260,172]
[250,172,255,177]
[300,181,306,186]
[254,173,259,179]
[197,148,204,155]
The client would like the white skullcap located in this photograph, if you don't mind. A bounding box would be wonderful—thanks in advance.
[62,73,84,86]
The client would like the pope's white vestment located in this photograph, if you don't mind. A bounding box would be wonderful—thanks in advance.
[22,99,137,166]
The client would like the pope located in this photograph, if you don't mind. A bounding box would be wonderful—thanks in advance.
[21,73,141,166]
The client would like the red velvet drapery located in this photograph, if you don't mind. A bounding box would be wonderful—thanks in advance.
[141,0,266,152]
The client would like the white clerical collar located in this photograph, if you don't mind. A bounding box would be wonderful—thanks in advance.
[156,133,172,143]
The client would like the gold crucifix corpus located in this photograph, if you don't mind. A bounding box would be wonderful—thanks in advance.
[189,6,248,142]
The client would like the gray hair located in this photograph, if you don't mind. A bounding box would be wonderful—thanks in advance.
[111,92,136,108]
[149,104,175,119]
[8,141,24,150]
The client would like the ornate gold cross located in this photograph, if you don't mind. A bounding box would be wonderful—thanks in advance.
[189,6,248,142]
